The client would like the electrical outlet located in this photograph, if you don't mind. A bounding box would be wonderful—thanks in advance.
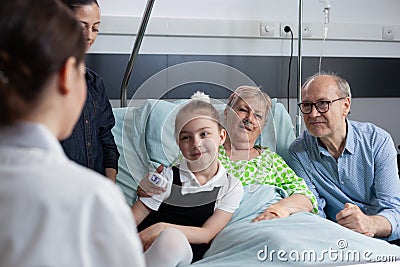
[382,26,395,40]
[302,24,312,38]
[280,23,294,37]
[260,22,275,37]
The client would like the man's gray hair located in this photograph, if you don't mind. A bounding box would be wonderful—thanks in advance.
[302,72,352,99]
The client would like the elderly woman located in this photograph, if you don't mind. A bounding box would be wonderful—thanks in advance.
[220,85,317,220]
[139,86,317,219]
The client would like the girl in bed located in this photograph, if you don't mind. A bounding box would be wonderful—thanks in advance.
[131,94,244,267]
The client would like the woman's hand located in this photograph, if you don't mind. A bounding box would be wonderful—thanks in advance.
[253,194,313,222]
[252,203,290,222]
[139,222,167,251]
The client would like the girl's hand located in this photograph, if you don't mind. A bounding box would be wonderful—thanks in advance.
[137,165,166,197]
[139,223,167,251]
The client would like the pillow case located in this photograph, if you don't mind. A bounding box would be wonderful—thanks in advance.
[144,98,295,164]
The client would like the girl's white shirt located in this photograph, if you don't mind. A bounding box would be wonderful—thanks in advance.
[140,158,243,214]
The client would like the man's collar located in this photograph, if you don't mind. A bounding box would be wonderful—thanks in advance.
[315,119,354,157]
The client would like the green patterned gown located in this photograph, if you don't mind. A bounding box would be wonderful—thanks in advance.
[218,146,318,214]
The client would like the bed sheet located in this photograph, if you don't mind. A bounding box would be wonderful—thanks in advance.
[189,185,400,266]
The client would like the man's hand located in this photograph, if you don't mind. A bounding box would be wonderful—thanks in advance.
[336,203,375,237]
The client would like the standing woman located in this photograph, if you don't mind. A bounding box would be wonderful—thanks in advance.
[60,0,120,182]
[0,0,145,266]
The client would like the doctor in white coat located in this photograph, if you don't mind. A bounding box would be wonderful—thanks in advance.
[0,0,145,266]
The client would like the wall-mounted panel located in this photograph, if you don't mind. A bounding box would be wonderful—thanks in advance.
[86,54,400,99]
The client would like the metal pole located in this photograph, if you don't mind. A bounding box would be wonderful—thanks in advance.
[120,0,156,107]
[296,0,303,136]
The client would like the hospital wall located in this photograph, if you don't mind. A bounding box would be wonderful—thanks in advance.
[90,0,400,150]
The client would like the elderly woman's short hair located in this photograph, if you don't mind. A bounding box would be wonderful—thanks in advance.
[226,85,272,119]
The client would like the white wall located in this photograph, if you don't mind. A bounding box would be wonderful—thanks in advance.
[93,0,400,57]
[96,0,400,150]
[98,0,399,25]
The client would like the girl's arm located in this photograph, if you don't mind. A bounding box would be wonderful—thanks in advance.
[139,209,232,251]
[131,200,152,225]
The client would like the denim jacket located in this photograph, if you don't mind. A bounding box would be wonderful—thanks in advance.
[61,68,119,176]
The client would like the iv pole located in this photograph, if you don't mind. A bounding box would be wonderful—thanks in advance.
[295,0,303,136]
[120,0,156,107]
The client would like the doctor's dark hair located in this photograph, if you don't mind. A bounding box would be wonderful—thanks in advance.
[0,0,86,126]
[60,0,100,11]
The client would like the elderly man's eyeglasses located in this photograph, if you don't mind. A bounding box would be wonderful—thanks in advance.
[297,97,347,114]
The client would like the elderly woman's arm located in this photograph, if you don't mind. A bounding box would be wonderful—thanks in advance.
[252,151,318,221]
[218,146,318,221]
[253,194,313,221]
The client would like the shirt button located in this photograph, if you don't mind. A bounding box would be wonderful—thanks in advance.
[85,119,89,124]
[87,142,91,147]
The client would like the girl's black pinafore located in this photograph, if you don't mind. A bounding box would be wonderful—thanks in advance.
[138,166,220,262]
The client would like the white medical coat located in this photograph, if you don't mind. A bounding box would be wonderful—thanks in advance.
[0,122,145,267]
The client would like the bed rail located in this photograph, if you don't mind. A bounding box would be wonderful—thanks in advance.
[120,0,156,107]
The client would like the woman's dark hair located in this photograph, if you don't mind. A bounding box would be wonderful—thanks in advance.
[60,0,100,11]
[0,0,86,126]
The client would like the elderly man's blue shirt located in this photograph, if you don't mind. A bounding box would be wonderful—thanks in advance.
[288,120,400,241]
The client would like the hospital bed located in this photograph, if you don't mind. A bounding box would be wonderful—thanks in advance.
[111,97,400,266]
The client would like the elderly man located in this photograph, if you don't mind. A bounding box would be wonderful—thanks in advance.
[288,73,400,242]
